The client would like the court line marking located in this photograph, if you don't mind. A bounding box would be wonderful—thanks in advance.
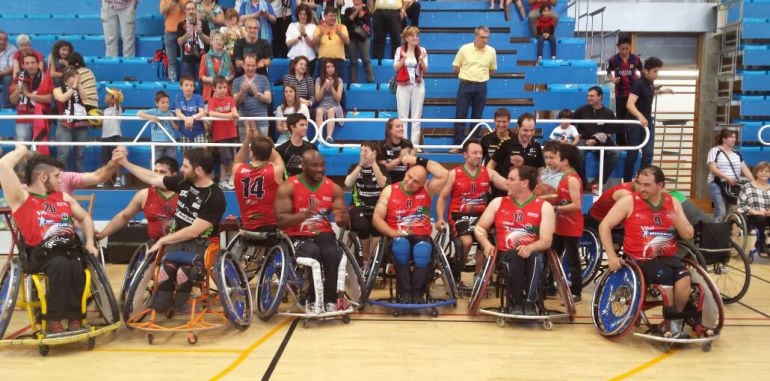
[608,350,673,381]
[95,347,243,354]
[262,318,299,380]
[209,317,293,381]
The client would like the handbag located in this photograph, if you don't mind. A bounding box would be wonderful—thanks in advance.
[715,148,745,205]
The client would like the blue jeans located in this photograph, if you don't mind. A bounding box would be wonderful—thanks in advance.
[164,32,179,81]
[56,126,89,172]
[181,61,200,81]
[708,181,727,222]
[1,74,12,108]
[537,35,556,58]
[623,123,655,182]
[15,122,32,142]
[578,141,620,184]
[454,81,487,145]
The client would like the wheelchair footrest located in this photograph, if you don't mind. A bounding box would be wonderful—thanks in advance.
[0,322,121,347]
[633,331,719,345]
[479,308,570,321]
[279,306,356,319]
[367,298,456,310]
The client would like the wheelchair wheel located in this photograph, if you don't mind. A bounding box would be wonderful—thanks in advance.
[432,244,459,303]
[548,250,576,319]
[226,233,263,281]
[467,253,495,315]
[685,240,751,305]
[84,254,120,325]
[362,239,387,303]
[0,256,22,339]
[578,227,603,287]
[123,251,157,324]
[433,227,452,257]
[340,239,365,308]
[726,212,748,250]
[339,230,362,263]
[683,257,725,335]
[119,244,149,313]
[255,244,289,321]
[215,250,253,330]
[591,261,645,338]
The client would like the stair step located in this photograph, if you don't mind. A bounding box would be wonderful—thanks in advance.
[422,27,509,33]
[424,98,534,106]
[431,49,517,55]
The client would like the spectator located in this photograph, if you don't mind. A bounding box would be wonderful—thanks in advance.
[315,60,344,142]
[549,108,578,145]
[137,90,180,159]
[344,141,388,265]
[378,118,415,184]
[233,54,272,136]
[177,1,211,81]
[535,4,556,63]
[276,113,317,176]
[174,75,207,149]
[53,67,90,172]
[0,31,18,108]
[206,76,240,190]
[624,56,672,182]
[199,31,234,102]
[492,0,525,22]
[480,108,513,164]
[160,0,189,82]
[540,140,562,189]
[233,18,273,77]
[737,162,770,257]
[286,5,318,75]
[47,40,73,88]
[270,0,293,58]
[275,84,310,144]
[9,53,54,154]
[372,0,406,60]
[607,35,642,146]
[344,0,375,84]
[220,9,246,56]
[394,26,427,147]
[404,0,421,27]
[100,87,125,187]
[197,0,226,31]
[283,56,316,108]
[572,86,620,188]
[487,113,544,197]
[239,0,277,43]
[528,0,558,37]
[451,26,497,153]
[67,53,99,111]
[707,129,754,222]
[12,35,45,79]
[313,7,349,79]
[101,0,137,57]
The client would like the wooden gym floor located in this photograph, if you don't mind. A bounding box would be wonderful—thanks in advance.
[1,252,769,380]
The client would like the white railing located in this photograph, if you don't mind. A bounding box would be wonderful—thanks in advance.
[759,124,770,146]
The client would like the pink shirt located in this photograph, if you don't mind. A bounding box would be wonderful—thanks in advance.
[59,171,84,196]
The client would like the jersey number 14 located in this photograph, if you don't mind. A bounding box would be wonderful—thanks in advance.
[241,176,265,199]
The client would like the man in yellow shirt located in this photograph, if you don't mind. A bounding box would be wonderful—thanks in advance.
[371,0,411,60]
[313,7,350,78]
[451,26,497,153]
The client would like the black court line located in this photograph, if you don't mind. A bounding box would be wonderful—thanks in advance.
[737,301,770,319]
[261,319,299,381]
[352,317,596,325]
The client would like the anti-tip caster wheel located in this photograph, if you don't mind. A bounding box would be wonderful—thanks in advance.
[302,319,309,329]
[38,345,50,357]
[543,320,553,330]
[146,333,154,345]
[187,333,198,345]
[87,337,96,350]
[702,343,712,352]
[342,315,351,324]
[496,317,506,328]
[430,308,439,318]
[663,342,673,353]
[392,309,401,318]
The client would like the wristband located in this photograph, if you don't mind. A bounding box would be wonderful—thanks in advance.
[415,157,429,167]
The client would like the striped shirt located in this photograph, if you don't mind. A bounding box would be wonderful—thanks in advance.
[706,146,744,183]
[282,74,315,104]
[105,0,136,11]
[737,182,770,215]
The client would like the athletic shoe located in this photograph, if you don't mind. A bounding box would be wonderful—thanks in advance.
[68,319,82,331]
[571,294,582,304]
[307,302,324,315]
[537,56,543,65]
[508,302,524,316]
[96,182,106,188]
[325,303,337,313]
[47,320,64,334]
[113,177,123,188]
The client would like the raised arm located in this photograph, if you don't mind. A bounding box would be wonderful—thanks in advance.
[425,160,449,196]
[81,149,124,187]
[119,156,166,189]
[0,145,31,210]
[64,192,98,256]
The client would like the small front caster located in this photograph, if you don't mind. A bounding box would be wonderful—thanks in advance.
[187,333,198,345]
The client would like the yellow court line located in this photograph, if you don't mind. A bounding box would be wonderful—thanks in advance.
[209,317,293,381]
[95,348,243,354]
[608,350,674,381]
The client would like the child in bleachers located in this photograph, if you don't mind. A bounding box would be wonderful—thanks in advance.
[536,4,557,63]
[175,75,208,150]
[100,87,124,187]
[207,76,240,190]
[549,109,579,145]
[540,140,563,189]
[275,84,310,145]
[137,90,179,160]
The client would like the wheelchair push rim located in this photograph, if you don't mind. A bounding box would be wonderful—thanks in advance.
[216,250,253,330]
[256,244,289,322]
[547,249,576,320]
[123,251,157,324]
[85,253,120,326]
[591,261,645,338]
[340,238,365,309]
[468,252,495,315]
[119,244,150,315]
[0,257,22,339]
[578,227,603,287]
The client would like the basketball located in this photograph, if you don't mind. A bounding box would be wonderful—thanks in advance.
[88,109,103,128]
[534,183,557,197]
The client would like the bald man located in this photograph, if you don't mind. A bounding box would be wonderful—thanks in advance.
[372,156,449,304]
[275,150,350,314]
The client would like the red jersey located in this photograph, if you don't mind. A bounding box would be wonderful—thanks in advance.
[143,187,178,240]
[608,53,642,97]
[234,162,279,230]
[12,192,77,248]
[494,196,544,252]
[555,171,584,237]
[448,165,490,215]
[623,193,678,260]
[589,182,635,220]
[208,96,238,141]
[12,70,54,123]
[386,182,432,237]
[284,175,335,237]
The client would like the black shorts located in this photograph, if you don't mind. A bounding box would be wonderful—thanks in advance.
[349,206,381,239]
[636,256,690,286]
[450,213,481,237]
[215,138,239,165]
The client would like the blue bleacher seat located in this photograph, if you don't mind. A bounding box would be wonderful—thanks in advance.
[89,57,158,82]
[740,121,770,145]
[317,144,360,176]
[508,38,585,60]
[743,18,770,39]
[741,70,770,92]
[745,1,770,19]
[333,111,381,141]
[97,82,182,109]
[744,44,770,67]
[347,84,394,110]
[0,15,164,36]
[742,146,769,166]
[740,95,770,117]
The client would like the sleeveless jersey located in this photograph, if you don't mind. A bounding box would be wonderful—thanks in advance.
[234,162,279,230]
[589,182,634,220]
[13,192,77,248]
[494,196,544,252]
[143,187,178,240]
[284,175,335,237]
[623,193,678,260]
[555,171,584,237]
[448,165,490,215]
[386,182,432,237]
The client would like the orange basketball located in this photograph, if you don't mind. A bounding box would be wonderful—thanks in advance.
[534,183,557,198]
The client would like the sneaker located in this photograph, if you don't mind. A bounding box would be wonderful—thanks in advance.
[326,136,334,143]
[47,320,64,334]
[68,319,83,331]
[508,302,524,315]
[219,180,233,190]
[551,56,557,60]
[325,303,337,313]
[113,177,123,188]
[537,56,543,65]
[571,294,582,304]
[307,302,324,315]
[96,182,106,188]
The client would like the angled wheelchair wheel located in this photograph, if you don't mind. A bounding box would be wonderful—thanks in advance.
[362,238,387,303]
[119,244,149,312]
[691,240,751,305]
[123,251,157,324]
[0,256,22,339]
[683,257,725,335]
[591,261,645,338]
[726,212,748,251]
[340,239,365,308]
[256,244,289,321]
[578,227,603,287]
[84,254,120,325]
[434,227,452,257]
[339,230,363,264]
[467,252,495,315]
[216,250,253,330]
[433,243,459,303]
[547,250,575,320]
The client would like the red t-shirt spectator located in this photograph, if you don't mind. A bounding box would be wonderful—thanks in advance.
[11,70,54,123]
[13,49,45,70]
[536,16,556,35]
[208,95,238,142]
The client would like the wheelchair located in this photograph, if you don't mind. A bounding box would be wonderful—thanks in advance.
[362,236,459,317]
[726,211,769,260]
[468,249,575,330]
[591,244,724,353]
[121,240,253,345]
[434,217,483,293]
[255,231,365,328]
[0,214,120,356]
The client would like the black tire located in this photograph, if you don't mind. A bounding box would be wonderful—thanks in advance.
[340,240,365,308]
[122,251,157,324]
[0,257,22,339]
[84,254,120,325]
[433,244,459,302]
[215,250,253,330]
[726,212,748,251]
[579,228,603,287]
[702,241,751,304]
[119,244,149,314]
[362,239,386,304]
[255,245,289,321]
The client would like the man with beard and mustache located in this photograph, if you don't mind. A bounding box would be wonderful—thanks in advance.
[599,165,694,337]
[119,148,225,314]
[0,145,98,333]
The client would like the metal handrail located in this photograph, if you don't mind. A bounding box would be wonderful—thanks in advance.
[759,124,770,146]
